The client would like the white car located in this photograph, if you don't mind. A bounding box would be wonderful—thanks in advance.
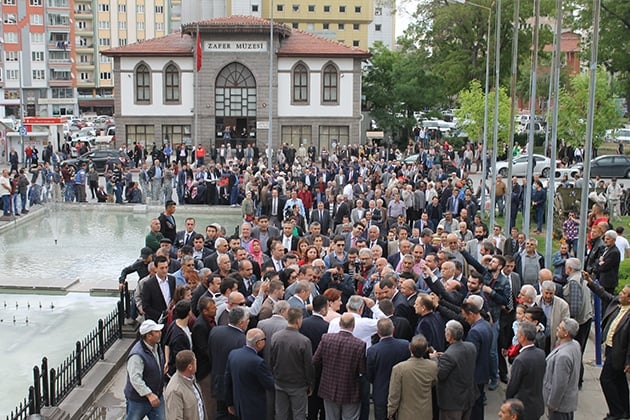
[492,154,551,178]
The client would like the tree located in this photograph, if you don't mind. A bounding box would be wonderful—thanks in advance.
[454,80,512,146]
[556,68,621,149]
[362,42,445,143]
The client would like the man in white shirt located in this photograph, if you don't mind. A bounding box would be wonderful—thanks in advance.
[327,295,385,349]
[615,226,630,262]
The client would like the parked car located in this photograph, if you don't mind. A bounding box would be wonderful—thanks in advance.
[492,154,551,178]
[586,154,630,178]
[62,149,129,173]
[605,128,630,143]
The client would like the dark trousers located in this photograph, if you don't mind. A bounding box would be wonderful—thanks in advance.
[575,319,591,386]
[600,346,630,417]
[307,392,325,420]
[373,404,387,420]
[359,375,370,420]
[470,384,485,420]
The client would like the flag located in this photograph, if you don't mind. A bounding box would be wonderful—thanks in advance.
[195,28,202,72]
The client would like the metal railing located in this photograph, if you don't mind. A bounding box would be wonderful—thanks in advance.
[6,300,123,420]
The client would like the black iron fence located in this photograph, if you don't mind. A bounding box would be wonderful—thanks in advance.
[6,300,124,420]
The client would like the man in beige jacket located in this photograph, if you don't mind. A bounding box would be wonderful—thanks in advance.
[165,350,204,420]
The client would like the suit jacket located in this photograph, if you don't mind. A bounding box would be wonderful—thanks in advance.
[309,209,332,235]
[165,371,203,420]
[263,196,287,220]
[505,345,546,420]
[280,235,299,252]
[175,230,197,248]
[225,346,275,420]
[287,295,309,318]
[390,315,413,341]
[366,337,410,406]
[466,318,493,385]
[594,245,620,291]
[588,281,630,370]
[367,238,388,258]
[446,196,465,216]
[387,357,438,420]
[142,275,176,322]
[208,325,246,400]
[299,314,329,354]
[436,340,477,411]
[258,315,288,365]
[543,339,581,413]
[333,201,351,226]
[534,295,570,349]
[258,297,276,321]
[350,207,367,225]
[313,330,366,404]
[191,314,213,380]
[164,322,193,376]
[387,252,403,271]
[416,312,446,352]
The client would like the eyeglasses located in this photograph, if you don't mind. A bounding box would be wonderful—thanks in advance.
[336,243,345,247]
[236,301,247,306]
[256,338,266,343]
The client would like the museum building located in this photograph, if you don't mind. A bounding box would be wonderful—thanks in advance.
[102,15,370,152]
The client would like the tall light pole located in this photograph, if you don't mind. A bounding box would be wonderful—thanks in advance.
[489,0,501,230]
[267,0,274,169]
[452,0,493,220]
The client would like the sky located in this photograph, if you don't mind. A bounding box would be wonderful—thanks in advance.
[396,0,417,38]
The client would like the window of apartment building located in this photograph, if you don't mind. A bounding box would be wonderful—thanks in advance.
[276,4,283,11]
[164,63,180,103]
[339,5,346,12]
[47,0,68,6]
[308,5,315,12]
[118,4,126,12]
[352,40,359,47]
[135,63,151,103]
[4,14,16,24]
[137,22,145,30]
[52,105,74,116]
[319,125,349,149]
[79,72,90,80]
[5,51,18,61]
[338,23,344,30]
[281,126,312,146]
[76,3,88,11]
[32,70,45,80]
[375,7,382,15]
[353,23,359,30]
[119,21,127,30]
[292,22,298,29]
[32,51,45,61]
[322,63,338,104]
[79,54,89,63]
[119,38,127,46]
[100,72,111,80]
[32,33,44,43]
[50,51,69,61]
[31,14,43,25]
[6,70,18,80]
[324,5,330,12]
[5,32,17,43]
[323,23,329,30]
[306,23,314,31]
[292,4,299,12]
[292,63,308,104]
[52,88,73,98]
[252,4,259,12]
[30,0,42,5]
[3,0,16,5]
[100,55,111,63]
[77,21,87,29]
[137,5,144,12]
[50,13,70,25]
[99,20,110,29]
[162,125,191,144]
[99,38,110,46]
[98,3,109,12]
[155,6,163,13]
[375,24,382,31]
[355,6,361,13]
[155,22,164,31]
[126,125,155,147]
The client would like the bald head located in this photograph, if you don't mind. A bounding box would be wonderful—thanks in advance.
[339,312,355,331]
[538,268,553,284]
[245,328,265,346]
[228,291,245,308]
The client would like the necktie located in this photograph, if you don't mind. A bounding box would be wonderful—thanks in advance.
[273,199,277,215]
[319,210,323,220]
[184,233,190,244]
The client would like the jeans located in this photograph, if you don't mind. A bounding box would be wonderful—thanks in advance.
[535,206,544,232]
[489,318,500,384]
[1,194,10,215]
[125,396,165,420]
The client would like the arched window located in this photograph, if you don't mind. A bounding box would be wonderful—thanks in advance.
[215,62,256,117]
[292,63,308,104]
[322,63,338,104]
[163,63,180,103]
[135,63,151,103]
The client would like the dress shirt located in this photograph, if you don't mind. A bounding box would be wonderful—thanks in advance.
[328,311,382,349]
[158,275,171,306]
[605,304,630,346]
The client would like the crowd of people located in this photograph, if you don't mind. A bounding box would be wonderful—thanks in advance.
[118,154,629,420]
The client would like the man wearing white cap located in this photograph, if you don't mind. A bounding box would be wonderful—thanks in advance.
[124,319,166,419]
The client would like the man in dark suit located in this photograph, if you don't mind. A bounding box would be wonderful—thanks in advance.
[225,328,275,420]
[333,194,350,228]
[300,295,329,420]
[310,201,332,236]
[366,318,410,420]
[434,320,477,420]
[387,239,412,271]
[505,321,546,420]
[208,306,249,419]
[594,230,621,294]
[263,188,286,228]
[461,298,493,420]
[280,222,299,252]
[191,296,216,416]
[414,293,446,352]
[175,217,197,249]
[446,189,465,216]
[366,225,388,258]
[313,313,366,419]
[141,255,176,322]
[586,275,630,420]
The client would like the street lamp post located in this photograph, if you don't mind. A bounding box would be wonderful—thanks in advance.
[267,0,274,169]
[452,0,493,220]
[489,0,501,230]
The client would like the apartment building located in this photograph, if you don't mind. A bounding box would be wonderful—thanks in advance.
[181,0,396,50]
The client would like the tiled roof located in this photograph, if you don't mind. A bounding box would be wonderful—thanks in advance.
[102,32,193,57]
[104,16,370,59]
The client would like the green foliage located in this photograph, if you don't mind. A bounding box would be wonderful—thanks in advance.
[454,80,512,145]
[513,132,546,147]
[556,68,622,149]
